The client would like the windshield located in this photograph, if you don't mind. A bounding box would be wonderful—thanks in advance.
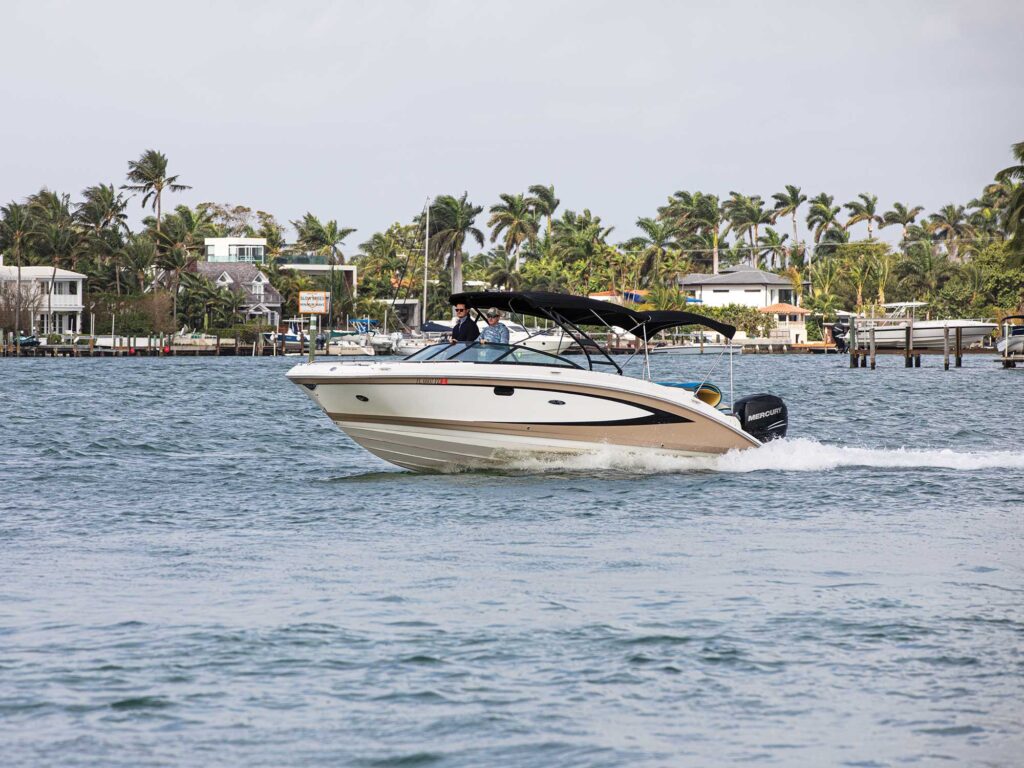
[402,342,580,368]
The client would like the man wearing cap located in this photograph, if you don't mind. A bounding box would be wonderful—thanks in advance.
[479,308,510,345]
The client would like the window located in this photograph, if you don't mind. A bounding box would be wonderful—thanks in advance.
[745,289,760,293]
[712,289,729,293]
[228,244,266,263]
[69,281,77,295]
[206,245,215,257]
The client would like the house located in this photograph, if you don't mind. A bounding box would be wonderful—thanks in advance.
[0,256,85,334]
[193,262,282,327]
[375,298,421,329]
[759,302,810,344]
[677,265,796,309]
[274,246,358,296]
[204,237,268,264]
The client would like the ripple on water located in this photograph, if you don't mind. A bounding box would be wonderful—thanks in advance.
[0,355,1022,767]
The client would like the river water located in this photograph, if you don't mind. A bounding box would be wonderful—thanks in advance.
[1,353,1022,766]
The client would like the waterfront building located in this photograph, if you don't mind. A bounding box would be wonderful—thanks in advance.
[375,298,421,329]
[274,247,357,296]
[759,302,810,344]
[204,237,267,264]
[676,265,797,309]
[0,257,85,334]
[192,262,282,327]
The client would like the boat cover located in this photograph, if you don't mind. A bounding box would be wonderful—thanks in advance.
[449,291,736,339]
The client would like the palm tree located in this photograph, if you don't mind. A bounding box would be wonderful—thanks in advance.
[623,217,679,285]
[880,202,924,244]
[292,213,356,327]
[896,247,953,303]
[844,193,883,238]
[120,234,158,293]
[929,204,975,262]
[526,184,559,241]
[121,150,191,234]
[771,185,806,264]
[996,141,1024,262]
[483,248,522,290]
[429,193,484,295]
[722,193,772,266]
[487,193,539,266]
[806,193,843,258]
[690,192,723,274]
[75,184,129,293]
[27,190,80,334]
[552,209,613,291]
[0,202,32,341]
[757,228,789,270]
[155,205,219,323]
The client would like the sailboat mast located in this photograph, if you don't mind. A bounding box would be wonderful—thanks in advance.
[422,199,430,330]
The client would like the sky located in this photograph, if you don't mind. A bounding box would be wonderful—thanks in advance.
[2,0,1022,248]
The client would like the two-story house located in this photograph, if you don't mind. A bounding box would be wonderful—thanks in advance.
[0,257,85,335]
[676,265,797,309]
[193,262,282,327]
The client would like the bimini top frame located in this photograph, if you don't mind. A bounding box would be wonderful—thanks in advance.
[448,291,736,375]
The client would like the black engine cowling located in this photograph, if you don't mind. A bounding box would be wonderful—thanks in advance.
[733,394,788,442]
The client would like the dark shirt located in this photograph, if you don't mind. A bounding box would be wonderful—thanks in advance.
[452,315,480,342]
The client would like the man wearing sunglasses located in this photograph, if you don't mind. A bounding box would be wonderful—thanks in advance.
[450,303,480,343]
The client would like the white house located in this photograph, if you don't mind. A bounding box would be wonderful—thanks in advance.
[0,257,85,334]
[759,302,810,344]
[277,250,358,297]
[677,265,796,309]
[204,237,267,264]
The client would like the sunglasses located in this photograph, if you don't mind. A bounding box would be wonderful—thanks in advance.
[455,308,467,313]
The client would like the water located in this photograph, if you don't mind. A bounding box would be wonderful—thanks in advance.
[1,354,1022,766]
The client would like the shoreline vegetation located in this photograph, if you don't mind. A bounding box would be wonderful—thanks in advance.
[1,144,1022,344]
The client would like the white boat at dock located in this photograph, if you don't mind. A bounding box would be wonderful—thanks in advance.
[849,303,995,350]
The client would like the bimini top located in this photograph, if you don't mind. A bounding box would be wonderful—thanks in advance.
[449,290,736,340]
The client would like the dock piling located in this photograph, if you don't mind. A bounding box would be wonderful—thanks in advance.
[943,325,950,370]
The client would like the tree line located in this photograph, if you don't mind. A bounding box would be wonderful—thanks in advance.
[1,143,1022,337]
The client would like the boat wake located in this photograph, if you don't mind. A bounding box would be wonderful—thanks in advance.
[504,438,1024,475]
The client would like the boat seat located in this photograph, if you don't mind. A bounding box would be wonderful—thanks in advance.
[656,381,722,408]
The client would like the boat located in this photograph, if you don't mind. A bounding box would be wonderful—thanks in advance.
[856,302,996,349]
[286,291,788,472]
[996,316,1024,356]
[649,334,742,356]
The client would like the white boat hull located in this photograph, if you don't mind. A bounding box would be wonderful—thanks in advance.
[997,335,1024,355]
[862,320,995,349]
[287,361,759,472]
[650,344,741,356]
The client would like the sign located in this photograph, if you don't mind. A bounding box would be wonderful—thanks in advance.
[298,291,330,314]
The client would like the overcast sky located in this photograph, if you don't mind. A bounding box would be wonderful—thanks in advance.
[2,0,1022,247]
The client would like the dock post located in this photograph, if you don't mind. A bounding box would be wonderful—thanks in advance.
[943,325,950,370]
[914,354,921,367]
[869,326,876,369]
[955,327,962,367]
[904,326,912,368]
[216,335,221,356]
[849,319,858,368]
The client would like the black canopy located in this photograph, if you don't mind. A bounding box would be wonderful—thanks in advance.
[637,310,737,341]
[449,291,735,340]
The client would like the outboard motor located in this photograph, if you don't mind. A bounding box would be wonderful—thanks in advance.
[733,394,788,442]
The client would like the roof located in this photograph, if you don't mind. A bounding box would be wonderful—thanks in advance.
[759,302,809,315]
[449,290,736,339]
[0,265,86,280]
[679,265,792,287]
[193,262,282,306]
